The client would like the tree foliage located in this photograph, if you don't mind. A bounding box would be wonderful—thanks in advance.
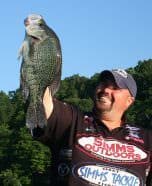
[127,60,152,127]
[0,90,51,185]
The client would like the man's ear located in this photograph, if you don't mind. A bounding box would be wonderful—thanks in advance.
[127,96,135,108]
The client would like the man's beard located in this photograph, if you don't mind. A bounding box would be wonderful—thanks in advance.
[94,92,114,113]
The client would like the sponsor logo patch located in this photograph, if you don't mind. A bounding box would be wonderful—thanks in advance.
[58,163,70,176]
[77,136,148,163]
[73,163,141,186]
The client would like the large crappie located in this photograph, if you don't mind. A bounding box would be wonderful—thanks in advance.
[19,14,62,132]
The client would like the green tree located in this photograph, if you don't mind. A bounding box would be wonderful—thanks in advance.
[0,91,14,125]
[0,90,51,185]
[127,60,152,128]
[0,124,12,170]
[0,169,22,186]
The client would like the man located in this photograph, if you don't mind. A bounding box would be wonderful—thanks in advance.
[34,69,152,186]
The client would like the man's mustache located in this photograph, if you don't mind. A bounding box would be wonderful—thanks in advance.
[95,92,113,102]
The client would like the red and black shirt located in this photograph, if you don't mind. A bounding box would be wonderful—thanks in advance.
[34,99,152,186]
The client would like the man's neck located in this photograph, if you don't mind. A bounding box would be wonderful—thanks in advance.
[96,111,123,131]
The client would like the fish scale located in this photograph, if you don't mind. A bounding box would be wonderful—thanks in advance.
[19,14,62,132]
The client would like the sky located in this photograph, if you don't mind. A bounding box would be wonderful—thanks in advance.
[0,0,152,93]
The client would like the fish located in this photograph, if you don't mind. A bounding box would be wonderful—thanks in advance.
[19,14,62,133]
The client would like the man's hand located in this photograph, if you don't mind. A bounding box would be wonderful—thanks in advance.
[43,87,53,119]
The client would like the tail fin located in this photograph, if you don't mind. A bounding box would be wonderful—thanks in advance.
[26,101,47,132]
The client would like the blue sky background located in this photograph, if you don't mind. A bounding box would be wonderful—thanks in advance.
[1,1,152,93]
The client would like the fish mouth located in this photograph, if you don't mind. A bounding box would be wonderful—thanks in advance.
[24,19,40,41]
[30,35,40,41]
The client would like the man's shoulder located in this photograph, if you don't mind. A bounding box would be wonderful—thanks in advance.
[124,122,152,139]
[125,122,150,131]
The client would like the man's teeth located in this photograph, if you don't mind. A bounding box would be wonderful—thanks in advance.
[97,97,111,102]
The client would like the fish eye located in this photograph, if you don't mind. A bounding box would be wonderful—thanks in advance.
[37,20,43,26]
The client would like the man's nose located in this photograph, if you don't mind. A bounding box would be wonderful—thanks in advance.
[103,87,113,95]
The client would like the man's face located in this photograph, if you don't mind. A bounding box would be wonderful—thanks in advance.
[94,79,134,114]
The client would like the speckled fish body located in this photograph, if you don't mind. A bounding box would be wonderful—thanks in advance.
[19,14,62,131]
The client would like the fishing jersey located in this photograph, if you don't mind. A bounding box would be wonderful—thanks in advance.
[34,99,152,186]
